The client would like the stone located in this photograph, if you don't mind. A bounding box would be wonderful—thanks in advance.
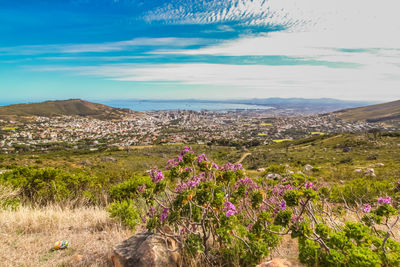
[101,156,117,162]
[79,159,93,166]
[364,168,376,177]
[303,164,313,172]
[267,173,282,180]
[257,168,266,172]
[111,232,180,267]
[371,163,385,167]
[342,147,353,153]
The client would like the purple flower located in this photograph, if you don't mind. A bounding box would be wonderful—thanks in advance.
[180,146,193,156]
[197,153,208,164]
[305,182,314,189]
[150,169,164,184]
[280,201,287,210]
[378,196,391,205]
[363,203,371,213]
[160,208,169,222]
[225,210,236,217]
[234,177,259,191]
[223,200,238,217]
[223,201,237,212]
[221,162,235,171]
[165,156,183,170]
[174,177,201,193]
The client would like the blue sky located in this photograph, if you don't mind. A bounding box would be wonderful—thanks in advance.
[1,0,400,103]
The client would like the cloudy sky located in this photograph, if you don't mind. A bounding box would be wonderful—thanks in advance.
[1,0,400,102]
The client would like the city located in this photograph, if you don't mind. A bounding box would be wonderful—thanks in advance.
[0,110,392,153]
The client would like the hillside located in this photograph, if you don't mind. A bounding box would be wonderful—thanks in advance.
[335,99,400,123]
[0,99,134,120]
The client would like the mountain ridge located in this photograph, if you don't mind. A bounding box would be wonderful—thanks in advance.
[335,99,400,124]
[0,99,134,120]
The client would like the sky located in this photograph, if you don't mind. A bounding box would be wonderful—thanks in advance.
[1,0,400,103]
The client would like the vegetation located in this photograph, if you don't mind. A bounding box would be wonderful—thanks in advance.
[107,146,400,266]
[1,132,400,266]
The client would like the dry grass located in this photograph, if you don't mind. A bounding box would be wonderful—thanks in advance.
[0,205,132,267]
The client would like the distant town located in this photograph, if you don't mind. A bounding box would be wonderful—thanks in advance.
[0,109,394,153]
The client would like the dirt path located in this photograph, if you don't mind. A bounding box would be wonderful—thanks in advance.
[236,152,251,164]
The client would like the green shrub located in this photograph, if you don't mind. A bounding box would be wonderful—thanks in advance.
[109,176,154,201]
[331,178,393,204]
[103,147,400,266]
[0,166,101,204]
[107,199,140,231]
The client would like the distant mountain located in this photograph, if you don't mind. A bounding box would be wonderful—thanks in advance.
[225,98,373,113]
[335,99,400,123]
[105,98,373,113]
[0,99,134,120]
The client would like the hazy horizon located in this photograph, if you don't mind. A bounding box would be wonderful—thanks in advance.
[0,97,380,107]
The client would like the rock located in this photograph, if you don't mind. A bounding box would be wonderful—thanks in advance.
[101,156,117,163]
[267,173,282,180]
[111,232,180,267]
[303,164,313,172]
[79,159,93,166]
[342,147,353,153]
[354,168,363,173]
[257,168,266,172]
[371,163,384,167]
[364,168,376,177]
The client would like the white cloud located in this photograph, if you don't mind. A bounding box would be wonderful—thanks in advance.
[143,0,306,28]
[0,37,209,55]
[33,62,400,101]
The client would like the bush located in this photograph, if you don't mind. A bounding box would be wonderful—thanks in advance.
[109,176,154,201]
[0,166,101,204]
[107,199,140,231]
[331,178,394,204]
[110,147,400,266]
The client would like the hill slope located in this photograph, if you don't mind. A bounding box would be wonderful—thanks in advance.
[335,99,400,123]
[0,99,133,120]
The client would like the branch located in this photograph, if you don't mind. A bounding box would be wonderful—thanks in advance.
[382,215,399,254]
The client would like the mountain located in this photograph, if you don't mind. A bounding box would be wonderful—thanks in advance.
[0,99,134,120]
[335,99,400,123]
[223,98,373,113]
[104,98,373,113]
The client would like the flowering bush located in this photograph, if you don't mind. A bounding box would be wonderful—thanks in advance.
[110,147,400,266]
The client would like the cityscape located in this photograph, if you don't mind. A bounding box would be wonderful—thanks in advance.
[0,109,392,153]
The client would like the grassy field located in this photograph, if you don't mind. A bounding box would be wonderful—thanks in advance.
[1,132,400,266]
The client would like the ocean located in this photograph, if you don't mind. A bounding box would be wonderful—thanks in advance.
[102,100,273,112]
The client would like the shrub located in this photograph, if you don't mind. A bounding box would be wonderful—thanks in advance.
[107,199,140,231]
[109,176,154,201]
[0,166,101,204]
[331,178,394,205]
[110,147,400,266]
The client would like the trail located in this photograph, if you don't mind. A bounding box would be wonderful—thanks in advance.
[236,152,251,164]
